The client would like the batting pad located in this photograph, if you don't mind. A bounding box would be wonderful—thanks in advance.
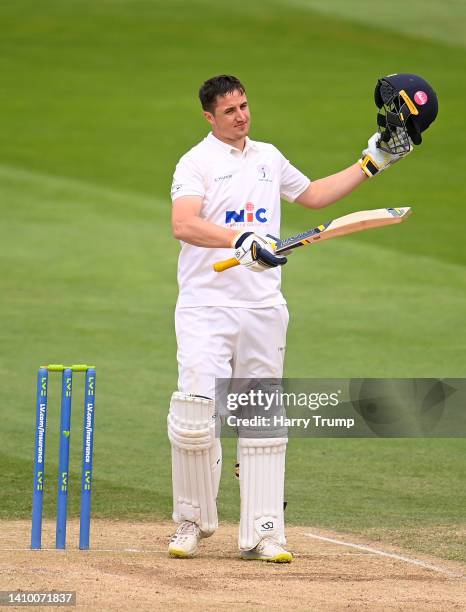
[238,437,287,550]
[168,392,221,537]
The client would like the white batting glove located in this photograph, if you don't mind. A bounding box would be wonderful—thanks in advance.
[232,231,287,272]
[359,131,413,178]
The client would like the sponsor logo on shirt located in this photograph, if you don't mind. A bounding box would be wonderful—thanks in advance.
[225,202,268,224]
[214,174,233,182]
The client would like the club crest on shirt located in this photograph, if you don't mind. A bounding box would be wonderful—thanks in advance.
[257,164,272,182]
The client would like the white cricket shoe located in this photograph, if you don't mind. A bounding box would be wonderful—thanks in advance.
[168,521,201,558]
[240,537,293,563]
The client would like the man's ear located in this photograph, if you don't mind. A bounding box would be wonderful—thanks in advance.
[203,110,214,127]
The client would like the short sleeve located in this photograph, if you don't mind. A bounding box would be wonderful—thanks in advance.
[279,152,311,203]
[171,154,205,202]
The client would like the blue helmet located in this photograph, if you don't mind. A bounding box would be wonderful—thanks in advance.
[374,73,438,153]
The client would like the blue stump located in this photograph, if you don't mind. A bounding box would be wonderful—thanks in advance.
[31,368,49,550]
[79,368,96,550]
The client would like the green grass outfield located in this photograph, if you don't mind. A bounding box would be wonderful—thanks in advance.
[1,1,465,561]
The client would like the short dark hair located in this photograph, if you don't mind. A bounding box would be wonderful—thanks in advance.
[199,75,246,114]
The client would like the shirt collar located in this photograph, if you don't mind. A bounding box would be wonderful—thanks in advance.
[207,132,258,154]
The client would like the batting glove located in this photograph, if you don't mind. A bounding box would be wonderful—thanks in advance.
[359,131,413,178]
[232,231,287,272]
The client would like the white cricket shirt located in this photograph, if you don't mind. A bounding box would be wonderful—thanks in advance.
[171,133,311,308]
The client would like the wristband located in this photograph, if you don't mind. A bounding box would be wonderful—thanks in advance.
[231,231,253,248]
[358,155,379,178]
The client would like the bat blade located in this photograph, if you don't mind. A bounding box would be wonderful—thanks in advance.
[274,207,411,254]
[213,207,412,272]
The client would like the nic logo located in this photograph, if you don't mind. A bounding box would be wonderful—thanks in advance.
[225,202,267,224]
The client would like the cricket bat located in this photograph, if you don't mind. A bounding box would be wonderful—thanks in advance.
[213,207,412,273]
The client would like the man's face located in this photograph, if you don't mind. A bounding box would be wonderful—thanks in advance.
[204,89,250,143]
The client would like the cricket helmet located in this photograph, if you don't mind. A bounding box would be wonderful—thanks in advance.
[374,73,438,154]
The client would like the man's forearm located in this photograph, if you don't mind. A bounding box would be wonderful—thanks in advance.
[296,163,367,210]
[173,214,237,247]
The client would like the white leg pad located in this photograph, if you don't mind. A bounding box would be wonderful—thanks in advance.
[238,437,287,550]
[168,392,221,536]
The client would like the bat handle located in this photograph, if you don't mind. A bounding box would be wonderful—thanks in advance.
[213,257,240,272]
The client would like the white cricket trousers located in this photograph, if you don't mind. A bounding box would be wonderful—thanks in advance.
[173,305,289,549]
[175,305,289,398]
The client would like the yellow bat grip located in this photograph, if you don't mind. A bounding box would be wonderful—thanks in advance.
[213,257,240,272]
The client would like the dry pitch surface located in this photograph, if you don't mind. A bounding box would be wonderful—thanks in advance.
[1,520,465,611]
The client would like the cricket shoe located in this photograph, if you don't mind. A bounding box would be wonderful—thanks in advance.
[240,537,293,563]
[168,521,201,558]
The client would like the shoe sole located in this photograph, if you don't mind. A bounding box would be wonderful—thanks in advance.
[240,552,293,563]
[168,547,195,559]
